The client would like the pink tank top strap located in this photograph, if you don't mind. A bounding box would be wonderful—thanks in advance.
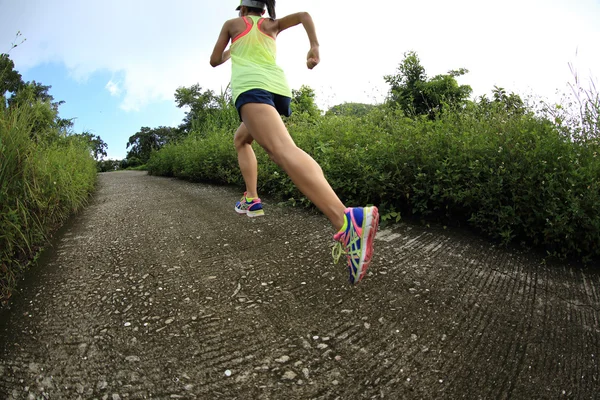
[232,16,253,43]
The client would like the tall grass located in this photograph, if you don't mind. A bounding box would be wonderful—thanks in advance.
[541,65,600,147]
[0,101,97,303]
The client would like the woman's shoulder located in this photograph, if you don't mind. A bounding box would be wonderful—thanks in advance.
[224,17,250,38]
[259,17,280,36]
[224,16,247,26]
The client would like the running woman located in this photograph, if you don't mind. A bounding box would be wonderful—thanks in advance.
[210,0,379,284]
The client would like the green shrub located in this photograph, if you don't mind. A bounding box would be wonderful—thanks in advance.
[0,102,97,303]
[147,100,599,262]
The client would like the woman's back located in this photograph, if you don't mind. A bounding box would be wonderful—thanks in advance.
[230,15,290,104]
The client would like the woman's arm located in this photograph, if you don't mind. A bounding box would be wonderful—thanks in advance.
[276,12,320,69]
[210,21,232,67]
[277,12,319,46]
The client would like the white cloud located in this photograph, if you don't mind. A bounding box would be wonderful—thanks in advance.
[105,80,121,97]
[1,0,599,112]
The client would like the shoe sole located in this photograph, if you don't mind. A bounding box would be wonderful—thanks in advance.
[355,206,379,283]
[234,206,264,217]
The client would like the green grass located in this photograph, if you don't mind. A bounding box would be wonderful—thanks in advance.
[127,164,148,171]
[0,101,97,304]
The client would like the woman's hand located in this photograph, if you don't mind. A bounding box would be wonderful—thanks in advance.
[307,46,320,69]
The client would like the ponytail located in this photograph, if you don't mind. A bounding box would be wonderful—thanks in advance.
[246,0,276,19]
[264,0,276,19]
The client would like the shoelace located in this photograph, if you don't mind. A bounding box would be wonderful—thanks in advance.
[332,241,346,264]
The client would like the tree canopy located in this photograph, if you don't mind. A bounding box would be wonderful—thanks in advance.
[384,51,472,118]
[326,102,376,117]
[291,85,320,117]
[126,126,178,164]
[0,53,24,98]
[73,132,108,161]
[174,84,223,134]
[1,53,85,143]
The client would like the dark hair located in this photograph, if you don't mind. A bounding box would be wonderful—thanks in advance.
[248,0,276,19]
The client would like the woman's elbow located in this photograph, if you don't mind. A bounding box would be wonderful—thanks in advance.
[299,12,311,22]
[209,52,222,67]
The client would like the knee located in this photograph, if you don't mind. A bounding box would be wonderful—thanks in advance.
[233,135,244,150]
[234,132,251,150]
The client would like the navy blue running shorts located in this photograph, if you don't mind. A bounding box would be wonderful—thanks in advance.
[235,89,292,121]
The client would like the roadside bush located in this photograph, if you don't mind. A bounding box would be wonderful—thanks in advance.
[0,101,97,303]
[148,128,241,185]
[147,100,599,262]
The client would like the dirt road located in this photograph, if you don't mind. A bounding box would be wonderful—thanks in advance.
[1,171,598,399]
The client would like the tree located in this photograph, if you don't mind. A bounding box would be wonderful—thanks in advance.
[476,86,526,118]
[326,102,375,117]
[384,51,472,118]
[291,85,320,118]
[0,53,24,98]
[151,126,181,146]
[73,132,108,161]
[1,32,26,108]
[2,38,84,146]
[174,84,221,134]
[126,127,161,163]
[97,159,121,172]
[125,126,178,163]
[6,81,73,143]
[491,86,525,115]
[384,51,426,115]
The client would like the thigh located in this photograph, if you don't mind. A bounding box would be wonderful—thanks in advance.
[235,89,275,121]
[241,103,297,154]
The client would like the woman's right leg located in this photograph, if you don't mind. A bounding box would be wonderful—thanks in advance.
[240,103,346,231]
[241,103,380,285]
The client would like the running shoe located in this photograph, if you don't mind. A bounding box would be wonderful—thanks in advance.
[332,206,380,284]
[234,192,265,217]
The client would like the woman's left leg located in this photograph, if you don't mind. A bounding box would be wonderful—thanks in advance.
[233,123,259,199]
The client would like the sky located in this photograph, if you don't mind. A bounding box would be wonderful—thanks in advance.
[1,0,599,159]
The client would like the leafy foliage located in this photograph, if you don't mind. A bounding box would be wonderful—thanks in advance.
[141,50,600,263]
[541,63,600,147]
[291,85,320,117]
[1,50,99,304]
[72,132,108,161]
[1,101,97,304]
[0,53,24,98]
[326,102,376,117]
[96,159,121,172]
[384,51,472,118]
[175,84,228,134]
[147,84,600,263]
[126,126,176,164]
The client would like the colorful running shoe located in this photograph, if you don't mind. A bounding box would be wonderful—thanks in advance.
[234,192,265,217]
[332,207,380,284]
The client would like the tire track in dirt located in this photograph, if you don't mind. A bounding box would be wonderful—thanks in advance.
[430,244,502,378]
[502,262,538,400]
[441,251,537,399]
[332,234,466,398]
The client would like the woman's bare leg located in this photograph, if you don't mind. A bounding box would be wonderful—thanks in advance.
[233,123,259,199]
[241,103,346,230]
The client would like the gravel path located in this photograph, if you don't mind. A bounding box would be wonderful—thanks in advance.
[0,170,598,399]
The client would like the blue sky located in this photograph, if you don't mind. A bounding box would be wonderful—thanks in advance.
[2,0,600,159]
[19,64,185,159]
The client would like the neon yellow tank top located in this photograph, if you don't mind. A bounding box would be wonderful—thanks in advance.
[230,15,292,103]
